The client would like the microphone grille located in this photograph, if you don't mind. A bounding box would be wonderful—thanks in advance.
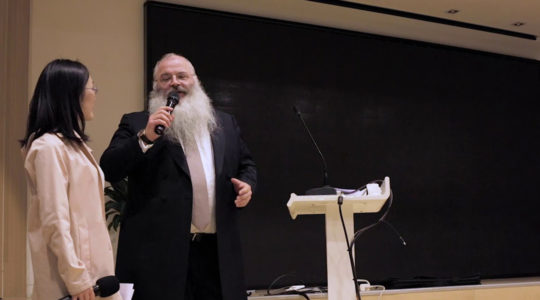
[96,275,120,297]
[167,90,180,104]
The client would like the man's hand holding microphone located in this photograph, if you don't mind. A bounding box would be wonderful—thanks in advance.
[139,91,180,144]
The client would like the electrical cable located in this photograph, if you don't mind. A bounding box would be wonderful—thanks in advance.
[266,273,311,300]
[349,179,406,250]
[338,179,406,300]
[338,194,362,300]
[376,285,386,300]
[357,278,385,299]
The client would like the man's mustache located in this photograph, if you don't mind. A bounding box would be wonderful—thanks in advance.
[171,86,188,94]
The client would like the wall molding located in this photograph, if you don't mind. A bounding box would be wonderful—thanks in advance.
[0,0,30,298]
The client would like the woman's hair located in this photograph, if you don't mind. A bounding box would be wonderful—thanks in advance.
[20,59,90,147]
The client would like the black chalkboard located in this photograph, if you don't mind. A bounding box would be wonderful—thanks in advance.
[145,1,540,289]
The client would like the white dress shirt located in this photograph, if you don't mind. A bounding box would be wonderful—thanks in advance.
[138,130,216,233]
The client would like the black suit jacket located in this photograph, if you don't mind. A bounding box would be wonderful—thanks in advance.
[100,110,257,300]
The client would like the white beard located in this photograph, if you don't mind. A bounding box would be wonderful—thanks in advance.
[148,80,217,149]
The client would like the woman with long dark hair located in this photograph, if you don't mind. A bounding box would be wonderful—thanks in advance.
[21,59,120,300]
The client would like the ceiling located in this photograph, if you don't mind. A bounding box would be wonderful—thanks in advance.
[157,0,540,61]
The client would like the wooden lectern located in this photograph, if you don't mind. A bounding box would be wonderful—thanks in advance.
[286,177,391,300]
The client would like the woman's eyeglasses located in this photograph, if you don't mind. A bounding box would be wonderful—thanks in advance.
[86,87,99,94]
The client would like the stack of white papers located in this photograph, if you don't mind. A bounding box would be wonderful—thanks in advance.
[335,183,382,197]
[119,283,134,300]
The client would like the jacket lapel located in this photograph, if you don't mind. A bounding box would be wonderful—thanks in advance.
[211,128,225,179]
[166,141,191,177]
[78,140,105,213]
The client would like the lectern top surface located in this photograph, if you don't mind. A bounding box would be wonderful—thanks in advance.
[286,177,391,219]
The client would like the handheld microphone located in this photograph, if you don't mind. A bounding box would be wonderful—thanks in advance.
[58,275,119,300]
[155,90,180,135]
[292,105,336,195]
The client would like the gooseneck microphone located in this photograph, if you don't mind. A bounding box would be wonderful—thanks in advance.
[292,106,336,195]
[154,90,180,135]
[58,275,119,300]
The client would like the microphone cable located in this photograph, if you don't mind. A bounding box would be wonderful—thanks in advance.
[337,179,406,300]
[338,194,362,300]
[266,273,311,300]
[348,179,406,249]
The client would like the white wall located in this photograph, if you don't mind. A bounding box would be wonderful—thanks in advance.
[30,0,146,160]
[1,1,148,298]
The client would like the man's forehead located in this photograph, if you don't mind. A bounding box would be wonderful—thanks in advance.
[157,56,194,75]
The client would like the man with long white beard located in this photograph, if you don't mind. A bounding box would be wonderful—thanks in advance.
[100,53,257,300]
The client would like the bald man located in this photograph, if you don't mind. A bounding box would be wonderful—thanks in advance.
[101,53,257,300]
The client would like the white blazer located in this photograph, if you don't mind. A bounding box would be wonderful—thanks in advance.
[23,133,121,300]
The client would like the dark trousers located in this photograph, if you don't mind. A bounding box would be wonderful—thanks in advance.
[184,233,223,300]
